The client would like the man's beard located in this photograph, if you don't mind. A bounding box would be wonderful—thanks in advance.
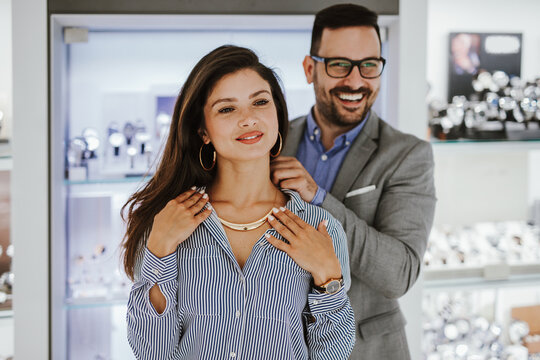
[314,83,377,128]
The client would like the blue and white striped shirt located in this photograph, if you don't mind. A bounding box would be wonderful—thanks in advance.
[127,189,355,359]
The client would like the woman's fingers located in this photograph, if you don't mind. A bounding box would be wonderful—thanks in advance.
[194,205,213,223]
[175,186,198,203]
[265,233,291,253]
[279,207,308,229]
[268,213,296,241]
[189,193,209,214]
[183,189,206,208]
[270,207,305,235]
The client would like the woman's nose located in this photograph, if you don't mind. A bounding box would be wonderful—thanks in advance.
[238,110,258,127]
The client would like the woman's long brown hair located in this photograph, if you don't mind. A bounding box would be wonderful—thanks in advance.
[121,45,289,280]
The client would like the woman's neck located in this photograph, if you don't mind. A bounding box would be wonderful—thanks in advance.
[207,157,280,209]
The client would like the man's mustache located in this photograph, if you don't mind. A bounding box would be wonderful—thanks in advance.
[330,87,372,96]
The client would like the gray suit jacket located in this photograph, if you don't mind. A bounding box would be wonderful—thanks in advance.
[283,112,436,359]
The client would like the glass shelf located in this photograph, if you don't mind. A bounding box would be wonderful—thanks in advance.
[430,138,540,153]
[64,176,151,186]
[424,265,540,291]
[0,310,13,319]
[65,297,128,310]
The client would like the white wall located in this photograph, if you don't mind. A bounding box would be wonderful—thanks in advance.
[0,0,12,140]
[427,0,540,102]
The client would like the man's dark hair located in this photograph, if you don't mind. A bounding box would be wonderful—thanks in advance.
[310,3,381,55]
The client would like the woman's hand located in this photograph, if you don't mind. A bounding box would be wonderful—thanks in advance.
[265,207,342,286]
[147,187,212,258]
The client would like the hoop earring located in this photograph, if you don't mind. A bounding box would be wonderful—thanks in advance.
[270,132,282,158]
[199,143,216,171]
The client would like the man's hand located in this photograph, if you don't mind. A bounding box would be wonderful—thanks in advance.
[270,156,318,203]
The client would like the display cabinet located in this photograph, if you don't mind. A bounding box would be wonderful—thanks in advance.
[423,0,540,357]
[49,13,402,359]
[421,140,540,360]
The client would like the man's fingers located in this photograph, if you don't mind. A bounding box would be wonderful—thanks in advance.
[264,233,291,253]
[278,178,304,191]
[271,168,303,184]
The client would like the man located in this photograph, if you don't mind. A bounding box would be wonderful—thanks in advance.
[271,4,436,359]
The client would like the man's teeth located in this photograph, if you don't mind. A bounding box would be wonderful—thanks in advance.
[338,93,364,101]
[239,135,260,140]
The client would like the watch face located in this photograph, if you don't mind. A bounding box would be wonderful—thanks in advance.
[326,280,341,294]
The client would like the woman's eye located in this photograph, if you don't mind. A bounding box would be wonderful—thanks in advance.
[218,107,234,114]
[254,99,269,106]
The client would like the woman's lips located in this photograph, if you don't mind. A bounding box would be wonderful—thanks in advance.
[236,131,263,144]
[236,133,263,144]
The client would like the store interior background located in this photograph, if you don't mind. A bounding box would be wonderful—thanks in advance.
[1,0,540,358]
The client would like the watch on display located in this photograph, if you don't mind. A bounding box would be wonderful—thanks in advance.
[312,277,344,294]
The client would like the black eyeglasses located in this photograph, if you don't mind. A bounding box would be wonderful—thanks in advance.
[310,55,386,79]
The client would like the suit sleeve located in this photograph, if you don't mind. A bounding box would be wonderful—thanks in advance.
[321,140,436,299]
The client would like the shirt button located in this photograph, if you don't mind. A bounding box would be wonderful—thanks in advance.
[309,135,315,141]
[345,141,351,146]
[230,352,237,358]
[313,300,320,305]
[321,154,328,161]
[314,128,320,135]
[152,269,160,276]
[235,310,241,318]
[239,275,245,283]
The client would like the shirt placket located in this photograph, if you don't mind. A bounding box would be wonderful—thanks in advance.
[226,270,245,360]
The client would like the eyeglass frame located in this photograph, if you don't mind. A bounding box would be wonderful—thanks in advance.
[310,55,387,79]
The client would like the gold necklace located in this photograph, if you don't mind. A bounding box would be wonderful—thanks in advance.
[214,188,279,231]
[218,209,273,231]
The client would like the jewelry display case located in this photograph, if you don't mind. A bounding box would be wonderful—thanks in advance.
[424,1,540,357]
[422,141,540,359]
[49,13,399,359]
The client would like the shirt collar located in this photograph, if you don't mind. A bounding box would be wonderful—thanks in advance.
[306,107,370,148]
[281,188,306,213]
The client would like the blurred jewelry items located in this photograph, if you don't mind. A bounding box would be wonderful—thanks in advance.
[429,71,540,140]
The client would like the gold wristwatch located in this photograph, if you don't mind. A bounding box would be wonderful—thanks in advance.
[312,277,344,295]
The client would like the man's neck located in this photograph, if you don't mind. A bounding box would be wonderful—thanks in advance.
[312,107,359,151]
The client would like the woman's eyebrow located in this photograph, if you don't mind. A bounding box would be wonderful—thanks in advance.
[249,90,271,99]
[211,97,237,108]
[211,89,270,108]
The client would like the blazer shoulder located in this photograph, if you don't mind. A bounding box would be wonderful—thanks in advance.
[289,115,307,127]
[378,119,432,154]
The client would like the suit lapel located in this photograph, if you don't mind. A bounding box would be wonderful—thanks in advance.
[282,116,307,157]
[282,112,380,202]
[330,112,380,201]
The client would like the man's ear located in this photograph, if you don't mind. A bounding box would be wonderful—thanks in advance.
[302,55,315,84]
[198,128,210,144]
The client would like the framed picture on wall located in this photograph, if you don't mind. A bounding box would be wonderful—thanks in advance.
[448,32,522,101]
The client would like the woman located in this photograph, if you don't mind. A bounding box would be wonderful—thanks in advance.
[122,45,355,359]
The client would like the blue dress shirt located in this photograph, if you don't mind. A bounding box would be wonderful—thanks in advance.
[296,109,368,206]
[127,188,355,359]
